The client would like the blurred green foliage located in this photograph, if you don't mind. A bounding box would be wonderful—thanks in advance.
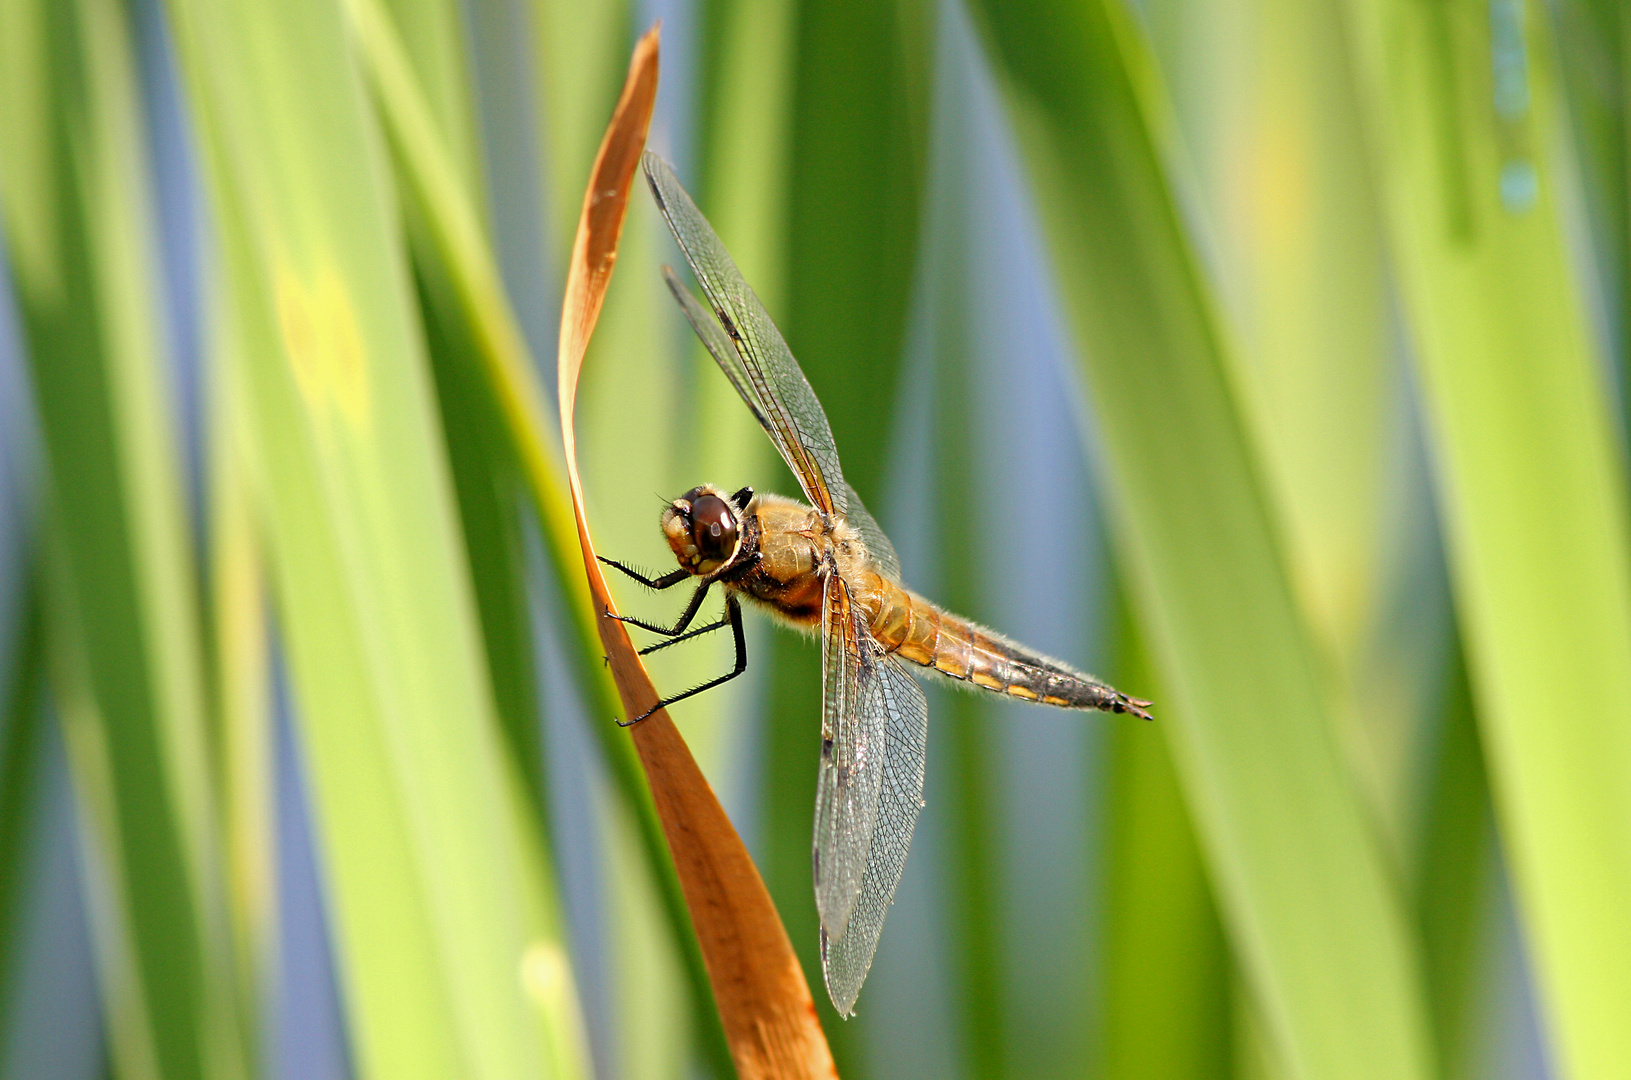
[1,0,1629,1078]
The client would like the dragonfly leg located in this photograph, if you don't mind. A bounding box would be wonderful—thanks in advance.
[638,611,730,656]
[598,556,691,590]
[606,580,711,637]
[619,594,746,726]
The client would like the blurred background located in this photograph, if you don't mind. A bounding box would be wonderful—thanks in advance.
[1,0,1628,1077]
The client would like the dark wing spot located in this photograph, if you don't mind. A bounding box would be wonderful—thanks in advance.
[812,847,821,885]
[822,737,834,759]
[717,307,742,342]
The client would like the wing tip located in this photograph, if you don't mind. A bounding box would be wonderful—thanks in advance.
[659,262,683,292]
[819,928,861,1019]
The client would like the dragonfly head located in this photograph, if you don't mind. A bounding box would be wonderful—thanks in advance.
[663,484,747,576]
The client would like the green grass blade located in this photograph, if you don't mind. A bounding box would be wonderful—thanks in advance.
[531,0,631,262]
[0,1,249,1075]
[344,0,629,796]
[1338,0,1631,1073]
[205,312,275,1029]
[0,574,46,1067]
[377,0,482,203]
[1411,648,1495,1080]
[963,3,1436,1078]
[164,0,589,1074]
[414,258,544,810]
[923,114,999,1074]
[1552,0,1628,397]
[375,0,531,799]
[1099,601,1232,1080]
[693,0,798,503]
[783,0,933,505]
[366,0,546,819]
[1143,0,1417,846]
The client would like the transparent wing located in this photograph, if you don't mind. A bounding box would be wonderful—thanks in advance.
[661,265,772,433]
[814,573,885,946]
[843,482,901,581]
[645,152,847,517]
[820,652,928,1017]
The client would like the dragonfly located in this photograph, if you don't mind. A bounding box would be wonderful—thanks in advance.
[600,152,1153,1018]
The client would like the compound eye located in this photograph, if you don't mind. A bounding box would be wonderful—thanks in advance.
[690,493,739,563]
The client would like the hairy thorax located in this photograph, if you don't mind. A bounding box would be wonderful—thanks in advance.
[728,494,869,629]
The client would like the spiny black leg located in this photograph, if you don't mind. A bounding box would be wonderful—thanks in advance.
[619,595,747,726]
[607,580,711,637]
[598,556,691,590]
[730,486,753,511]
[638,612,731,655]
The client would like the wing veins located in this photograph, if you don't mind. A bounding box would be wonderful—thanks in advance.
[644,152,846,517]
[814,574,883,944]
[819,649,928,1016]
[716,303,836,515]
[660,266,771,432]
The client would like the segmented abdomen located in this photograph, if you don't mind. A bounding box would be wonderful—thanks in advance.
[859,572,1136,714]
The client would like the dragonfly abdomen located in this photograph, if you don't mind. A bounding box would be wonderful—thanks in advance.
[862,574,1151,717]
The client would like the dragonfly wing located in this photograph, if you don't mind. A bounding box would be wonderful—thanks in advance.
[645,152,847,516]
[814,573,885,947]
[661,265,771,432]
[842,482,901,581]
[820,651,928,1017]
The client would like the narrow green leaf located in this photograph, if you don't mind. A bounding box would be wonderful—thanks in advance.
[783,0,933,504]
[531,0,632,261]
[378,0,482,203]
[0,1,248,1075]
[414,260,543,809]
[374,0,545,811]
[0,574,46,1066]
[1144,0,1416,846]
[963,3,1436,1078]
[1099,603,1232,1080]
[205,364,275,1034]
[1338,0,1631,1073]
[164,0,589,1075]
[1552,0,1628,400]
[926,125,1000,1076]
[1411,648,1495,1080]
[694,0,798,499]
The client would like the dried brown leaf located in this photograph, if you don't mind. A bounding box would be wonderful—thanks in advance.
[555,26,838,1080]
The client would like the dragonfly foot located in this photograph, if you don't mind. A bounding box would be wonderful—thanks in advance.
[615,704,658,728]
